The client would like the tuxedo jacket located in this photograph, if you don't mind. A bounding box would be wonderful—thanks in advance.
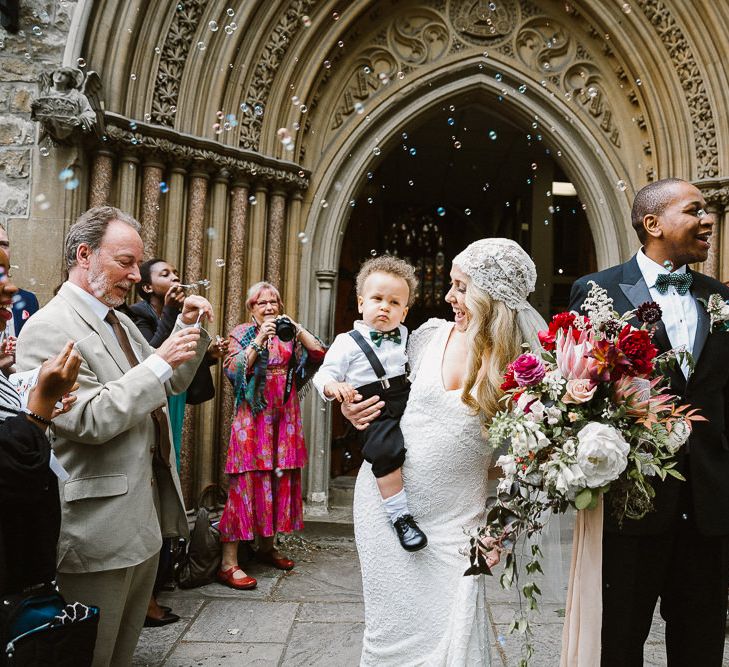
[12,287,39,335]
[15,282,209,574]
[569,255,729,537]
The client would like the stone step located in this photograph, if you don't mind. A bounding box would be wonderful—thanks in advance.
[329,475,356,507]
[303,504,354,538]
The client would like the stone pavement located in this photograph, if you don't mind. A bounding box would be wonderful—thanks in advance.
[133,534,728,666]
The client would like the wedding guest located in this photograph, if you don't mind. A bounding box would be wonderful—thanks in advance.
[0,223,40,336]
[570,178,729,665]
[0,247,80,597]
[16,206,212,666]
[218,282,325,589]
[343,239,547,663]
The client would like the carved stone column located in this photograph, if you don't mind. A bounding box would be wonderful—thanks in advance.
[179,170,209,503]
[218,181,250,487]
[196,170,229,493]
[284,191,304,317]
[117,154,139,216]
[704,201,722,279]
[88,151,114,207]
[140,161,165,258]
[304,269,338,515]
[183,171,209,284]
[161,166,187,271]
[246,184,268,288]
[265,188,287,288]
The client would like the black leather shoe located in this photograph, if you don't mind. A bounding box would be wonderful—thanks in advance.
[144,611,180,627]
[393,514,428,552]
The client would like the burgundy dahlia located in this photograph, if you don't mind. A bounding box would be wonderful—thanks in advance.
[636,301,663,326]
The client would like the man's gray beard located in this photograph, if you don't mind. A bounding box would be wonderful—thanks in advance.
[87,262,128,308]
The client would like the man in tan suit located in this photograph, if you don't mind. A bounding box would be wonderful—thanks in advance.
[16,206,212,666]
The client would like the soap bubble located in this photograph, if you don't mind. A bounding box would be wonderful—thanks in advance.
[453,141,461,149]
[373,147,381,156]
[77,57,86,68]
[518,84,527,93]
[226,7,235,16]
[39,146,49,157]
[215,258,226,268]
[209,20,218,31]
[248,195,257,205]
[32,26,43,36]
[64,178,80,191]
[58,168,74,181]
[159,181,169,193]
[465,208,472,216]
[301,15,311,27]
[409,147,416,156]
[354,102,364,114]
[447,117,455,126]
[437,206,446,217]
[488,130,497,140]
[616,179,627,191]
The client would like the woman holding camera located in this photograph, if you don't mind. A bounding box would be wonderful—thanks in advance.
[218,281,325,589]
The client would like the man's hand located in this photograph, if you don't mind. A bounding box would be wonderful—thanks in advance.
[0,334,16,375]
[180,295,214,326]
[325,381,357,403]
[341,393,384,431]
[155,327,201,368]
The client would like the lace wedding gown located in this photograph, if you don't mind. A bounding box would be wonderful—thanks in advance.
[354,319,493,666]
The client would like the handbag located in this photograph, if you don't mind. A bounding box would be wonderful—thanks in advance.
[1,582,99,666]
[185,359,216,405]
[176,485,226,589]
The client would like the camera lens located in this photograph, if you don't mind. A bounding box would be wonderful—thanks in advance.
[276,316,295,342]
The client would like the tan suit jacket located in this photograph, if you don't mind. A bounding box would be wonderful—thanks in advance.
[16,282,209,574]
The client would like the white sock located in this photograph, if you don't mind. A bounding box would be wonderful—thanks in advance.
[382,489,410,524]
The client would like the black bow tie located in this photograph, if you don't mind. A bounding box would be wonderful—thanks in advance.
[655,272,693,296]
[370,329,401,347]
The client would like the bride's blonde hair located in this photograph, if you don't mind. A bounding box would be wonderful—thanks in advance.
[460,280,523,423]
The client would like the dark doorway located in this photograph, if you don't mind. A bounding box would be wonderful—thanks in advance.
[330,97,596,478]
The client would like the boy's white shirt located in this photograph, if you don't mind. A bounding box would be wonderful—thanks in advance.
[312,320,409,401]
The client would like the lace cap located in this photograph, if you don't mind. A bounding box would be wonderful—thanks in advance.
[452,238,537,310]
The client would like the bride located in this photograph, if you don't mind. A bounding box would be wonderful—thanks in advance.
[344,238,547,665]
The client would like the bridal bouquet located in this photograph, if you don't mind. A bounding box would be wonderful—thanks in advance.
[465,282,702,658]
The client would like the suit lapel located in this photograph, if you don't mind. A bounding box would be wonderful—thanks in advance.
[58,283,131,375]
[618,257,672,353]
[690,271,711,364]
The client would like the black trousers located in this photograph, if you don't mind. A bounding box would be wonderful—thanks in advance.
[601,477,729,666]
[356,375,410,479]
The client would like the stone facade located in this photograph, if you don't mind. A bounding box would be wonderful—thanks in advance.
[4,0,729,509]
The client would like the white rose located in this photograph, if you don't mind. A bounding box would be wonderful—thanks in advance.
[665,419,691,454]
[575,422,630,488]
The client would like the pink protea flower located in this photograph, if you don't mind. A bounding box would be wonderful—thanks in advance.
[555,327,594,380]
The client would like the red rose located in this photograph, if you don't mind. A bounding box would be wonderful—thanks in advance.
[539,312,589,351]
[616,325,657,375]
[501,365,518,391]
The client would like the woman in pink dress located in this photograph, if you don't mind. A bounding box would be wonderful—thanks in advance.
[218,281,325,589]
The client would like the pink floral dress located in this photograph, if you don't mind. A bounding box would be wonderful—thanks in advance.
[219,323,315,541]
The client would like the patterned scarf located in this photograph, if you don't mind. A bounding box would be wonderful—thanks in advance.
[231,323,324,416]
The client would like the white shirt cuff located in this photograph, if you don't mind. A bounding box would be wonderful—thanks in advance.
[144,354,173,383]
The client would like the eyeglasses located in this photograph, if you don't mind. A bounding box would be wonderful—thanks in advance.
[255,300,278,308]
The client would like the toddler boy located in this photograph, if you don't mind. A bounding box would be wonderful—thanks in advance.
[313,255,426,551]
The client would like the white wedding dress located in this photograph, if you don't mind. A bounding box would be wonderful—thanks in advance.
[354,319,493,666]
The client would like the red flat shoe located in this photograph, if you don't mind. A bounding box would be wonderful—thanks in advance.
[256,549,295,571]
[217,566,257,590]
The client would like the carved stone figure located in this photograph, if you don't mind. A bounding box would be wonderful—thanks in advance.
[31,67,104,144]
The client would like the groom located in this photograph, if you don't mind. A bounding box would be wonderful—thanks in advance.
[569,178,729,666]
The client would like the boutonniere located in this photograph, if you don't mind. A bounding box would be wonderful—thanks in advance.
[698,294,729,332]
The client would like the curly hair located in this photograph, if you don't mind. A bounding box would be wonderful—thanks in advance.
[460,281,524,425]
[355,255,418,307]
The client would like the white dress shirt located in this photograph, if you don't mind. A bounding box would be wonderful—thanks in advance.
[312,320,408,401]
[65,281,173,383]
[635,249,697,378]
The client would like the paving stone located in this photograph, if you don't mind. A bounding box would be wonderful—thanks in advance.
[173,575,279,601]
[164,642,285,666]
[274,550,363,603]
[280,621,364,666]
[133,619,191,666]
[156,594,205,619]
[296,601,365,623]
[183,600,298,644]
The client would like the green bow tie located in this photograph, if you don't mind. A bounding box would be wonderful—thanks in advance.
[370,328,401,347]
[655,272,693,296]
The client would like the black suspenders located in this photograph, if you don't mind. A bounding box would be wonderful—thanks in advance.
[348,330,391,389]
